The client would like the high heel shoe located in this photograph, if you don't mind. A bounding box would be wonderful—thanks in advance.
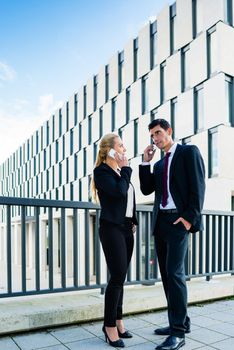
[117,328,133,338]
[102,326,125,348]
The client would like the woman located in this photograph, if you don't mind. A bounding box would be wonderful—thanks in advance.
[92,133,138,348]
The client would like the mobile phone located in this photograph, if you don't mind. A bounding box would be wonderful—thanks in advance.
[149,144,157,155]
[108,148,116,158]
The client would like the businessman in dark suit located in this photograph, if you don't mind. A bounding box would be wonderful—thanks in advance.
[139,119,205,350]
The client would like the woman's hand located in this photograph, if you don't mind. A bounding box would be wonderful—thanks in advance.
[114,153,129,168]
[132,224,136,234]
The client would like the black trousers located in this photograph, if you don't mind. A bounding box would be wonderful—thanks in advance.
[154,212,190,338]
[99,219,134,327]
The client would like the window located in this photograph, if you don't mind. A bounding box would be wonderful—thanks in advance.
[83,85,87,118]
[208,27,218,77]
[134,38,138,81]
[231,195,234,211]
[79,179,82,201]
[38,153,40,173]
[83,148,87,177]
[34,157,36,176]
[118,127,124,140]
[94,75,98,111]
[59,162,62,186]
[44,149,46,170]
[36,176,38,194]
[118,51,124,93]
[93,142,98,164]
[59,109,62,137]
[192,0,203,38]
[194,84,204,133]
[66,102,69,132]
[142,75,149,114]
[99,107,103,137]
[208,128,218,177]
[150,108,158,122]
[27,139,30,161]
[63,185,65,200]
[182,137,191,145]
[56,140,59,163]
[70,128,73,155]
[111,98,117,131]
[88,175,92,202]
[134,119,139,157]
[171,98,178,139]
[105,65,109,102]
[52,115,55,142]
[160,62,166,104]
[20,147,22,166]
[225,75,234,125]
[41,172,43,193]
[74,94,78,125]
[31,136,33,158]
[225,0,233,26]
[150,21,157,69]
[181,45,190,91]
[36,131,39,154]
[52,166,54,189]
[49,145,52,168]
[170,3,176,55]
[126,87,131,123]
[46,121,49,146]
[74,153,78,180]
[46,170,49,191]
[40,127,43,151]
[66,158,69,183]
[70,183,73,201]
[62,135,65,160]
[79,123,82,151]
[88,116,92,145]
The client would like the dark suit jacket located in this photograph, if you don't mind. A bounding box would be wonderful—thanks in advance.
[139,144,205,234]
[94,163,138,225]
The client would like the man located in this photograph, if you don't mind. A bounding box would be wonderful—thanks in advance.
[139,119,205,350]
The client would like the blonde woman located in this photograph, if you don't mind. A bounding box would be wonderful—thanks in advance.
[93,133,138,348]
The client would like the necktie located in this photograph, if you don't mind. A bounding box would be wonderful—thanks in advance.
[162,152,171,207]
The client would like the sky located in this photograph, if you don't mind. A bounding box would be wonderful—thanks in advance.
[0,0,173,164]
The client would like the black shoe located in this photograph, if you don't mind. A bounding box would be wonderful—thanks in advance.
[102,326,125,347]
[117,329,133,338]
[154,326,190,336]
[155,335,185,350]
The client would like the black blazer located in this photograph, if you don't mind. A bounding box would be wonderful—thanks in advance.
[94,163,138,225]
[139,144,205,234]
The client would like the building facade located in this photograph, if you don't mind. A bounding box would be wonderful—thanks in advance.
[1,0,234,293]
[1,0,234,213]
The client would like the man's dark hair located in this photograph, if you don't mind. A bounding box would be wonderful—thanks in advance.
[148,118,171,131]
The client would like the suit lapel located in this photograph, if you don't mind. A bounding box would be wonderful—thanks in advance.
[169,144,182,183]
[102,163,121,179]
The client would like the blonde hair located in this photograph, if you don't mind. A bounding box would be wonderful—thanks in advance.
[91,133,119,202]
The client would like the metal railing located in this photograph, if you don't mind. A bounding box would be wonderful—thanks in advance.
[0,196,233,298]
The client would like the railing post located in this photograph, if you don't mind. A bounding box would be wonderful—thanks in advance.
[61,208,66,289]
[21,206,26,293]
[6,205,12,294]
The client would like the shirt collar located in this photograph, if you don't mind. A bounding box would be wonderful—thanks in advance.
[167,142,178,156]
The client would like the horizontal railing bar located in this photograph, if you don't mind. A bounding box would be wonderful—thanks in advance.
[1,197,234,216]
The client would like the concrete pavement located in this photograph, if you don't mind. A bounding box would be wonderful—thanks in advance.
[0,297,234,349]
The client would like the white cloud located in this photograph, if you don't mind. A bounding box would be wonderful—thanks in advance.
[0,61,16,82]
[38,94,63,119]
[0,94,63,164]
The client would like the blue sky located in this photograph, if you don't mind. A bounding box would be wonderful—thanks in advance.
[0,0,173,164]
